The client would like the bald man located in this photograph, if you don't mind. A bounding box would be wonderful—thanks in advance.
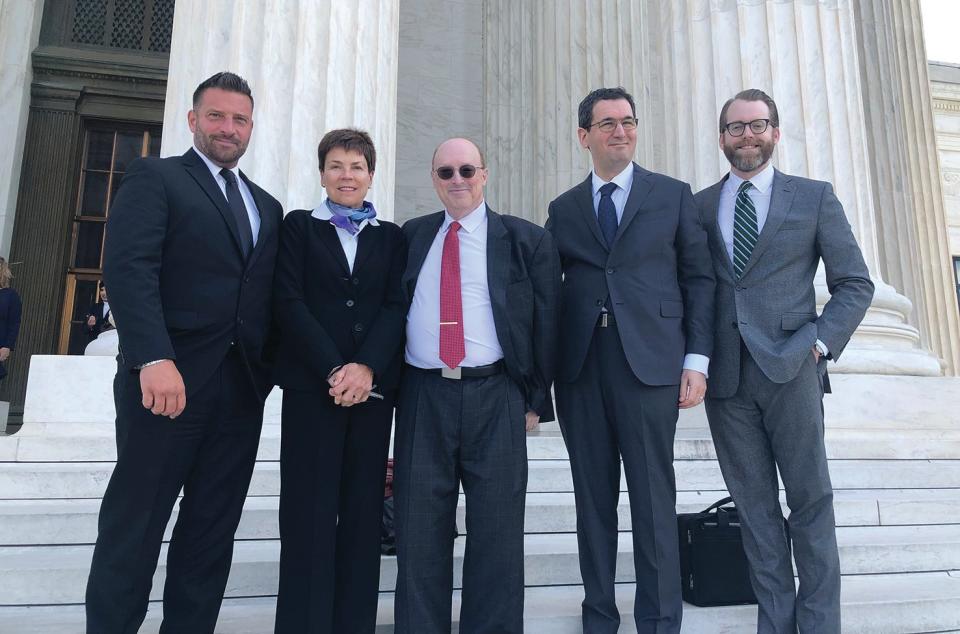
[393,138,561,633]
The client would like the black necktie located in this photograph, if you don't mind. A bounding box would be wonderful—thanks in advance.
[220,168,253,259]
[598,182,618,247]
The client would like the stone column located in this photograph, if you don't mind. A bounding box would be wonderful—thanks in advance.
[853,0,960,375]
[161,0,400,219]
[0,0,44,255]
[649,0,941,376]
[484,0,941,375]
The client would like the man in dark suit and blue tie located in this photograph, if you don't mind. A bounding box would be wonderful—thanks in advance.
[394,137,560,634]
[696,89,874,633]
[86,72,283,633]
[546,87,716,633]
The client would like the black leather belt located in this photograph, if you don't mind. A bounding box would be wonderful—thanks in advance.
[414,360,504,380]
[597,312,616,328]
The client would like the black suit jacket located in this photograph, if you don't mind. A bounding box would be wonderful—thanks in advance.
[273,209,407,393]
[104,148,283,401]
[546,163,715,385]
[402,207,561,421]
[86,301,111,339]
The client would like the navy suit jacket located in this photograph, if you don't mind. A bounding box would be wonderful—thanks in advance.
[546,163,715,385]
[104,148,283,401]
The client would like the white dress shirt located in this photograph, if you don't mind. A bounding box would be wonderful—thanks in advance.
[591,164,710,376]
[719,163,828,356]
[405,201,504,369]
[194,146,261,246]
[311,201,379,272]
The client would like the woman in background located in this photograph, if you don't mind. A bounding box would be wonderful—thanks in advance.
[0,257,22,382]
[272,128,406,633]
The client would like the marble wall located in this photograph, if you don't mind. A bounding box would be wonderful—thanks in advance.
[931,62,960,261]
[0,0,44,256]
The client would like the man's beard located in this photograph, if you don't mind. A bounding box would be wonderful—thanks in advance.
[196,133,246,166]
[723,138,774,173]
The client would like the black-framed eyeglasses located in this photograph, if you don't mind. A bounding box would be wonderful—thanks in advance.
[723,118,773,137]
[585,117,639,133]
[434,164,484,180]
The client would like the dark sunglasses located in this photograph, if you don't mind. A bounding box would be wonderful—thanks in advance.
[434,164,484,180]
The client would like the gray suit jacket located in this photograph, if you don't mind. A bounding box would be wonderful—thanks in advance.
[695,169,874,398]
[546,163,715,385]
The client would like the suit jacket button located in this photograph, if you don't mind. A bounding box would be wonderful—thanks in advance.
[346,299,355,307]
[352,277,360,285]
[607,268,615,274]
[353,323,364,332]
[244,276,250,283]
[596,299,603,306]
[238,318,244,325]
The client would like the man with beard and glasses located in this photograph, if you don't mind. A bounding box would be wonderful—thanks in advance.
[86,72,283,633]
[694,89,874,633]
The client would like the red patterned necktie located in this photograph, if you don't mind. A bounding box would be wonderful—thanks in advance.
[439,221,465,368]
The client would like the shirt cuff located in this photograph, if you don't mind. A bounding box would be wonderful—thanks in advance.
[683,354,710,378]
[136,359,170,370]
[815,339,829,357]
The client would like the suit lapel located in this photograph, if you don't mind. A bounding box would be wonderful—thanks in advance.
[572,175,609,252]
[613,163,653,244]
[739,169,795,279]
[403,211,444,299]
[182,149,245,260]
[485,208,511,355]
[317,221,352,276]
[352,222,379,274]
[704,177,734,280]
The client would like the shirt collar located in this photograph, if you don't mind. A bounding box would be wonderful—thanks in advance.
[591,163,634,196]
[443,200,486,234]
[311,201,380,228]
[194,145,240,182]
[726,162,775,194]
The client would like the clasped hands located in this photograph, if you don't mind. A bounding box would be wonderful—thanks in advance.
[328,362,374,406]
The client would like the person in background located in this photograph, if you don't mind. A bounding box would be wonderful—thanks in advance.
[273,128,406,634]
[86,282,112,342]
[0,257,22,382]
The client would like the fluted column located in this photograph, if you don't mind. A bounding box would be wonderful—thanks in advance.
[0,0,44,255]
[650,0,941,376]
[853,0,960,375]
[483,0,649,224]
[161,0,400,219]
[484,0,941,375]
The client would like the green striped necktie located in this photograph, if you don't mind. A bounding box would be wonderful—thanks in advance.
[733,180,758,277]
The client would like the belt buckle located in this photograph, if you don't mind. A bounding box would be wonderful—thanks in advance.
[441,366,462,380]
[600,313,609,328]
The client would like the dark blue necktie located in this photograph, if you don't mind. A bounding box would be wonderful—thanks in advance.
[220,168,253,260]
[598,182,618,247]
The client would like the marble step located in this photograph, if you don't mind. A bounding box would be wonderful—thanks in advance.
[3,525,960,604]
[3,570,960,633]
[8,424,960,462]
[3,488,959,547]
[3,458,960,500]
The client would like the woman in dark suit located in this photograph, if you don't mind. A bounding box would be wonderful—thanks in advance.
[273,128,406,633]
[0,257,22,381]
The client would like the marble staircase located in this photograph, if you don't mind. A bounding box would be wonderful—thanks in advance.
[1,356,959,633]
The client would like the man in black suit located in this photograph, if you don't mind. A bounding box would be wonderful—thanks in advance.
[394,137,560,634]
[86,72,283,633]
[545,87,715,633]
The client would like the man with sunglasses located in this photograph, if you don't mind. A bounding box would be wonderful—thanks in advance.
[695,89,873,633]
[545,87,715,633]
[394,137,560,633]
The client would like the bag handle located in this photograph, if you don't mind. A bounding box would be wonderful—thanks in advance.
[701,496,734,514]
